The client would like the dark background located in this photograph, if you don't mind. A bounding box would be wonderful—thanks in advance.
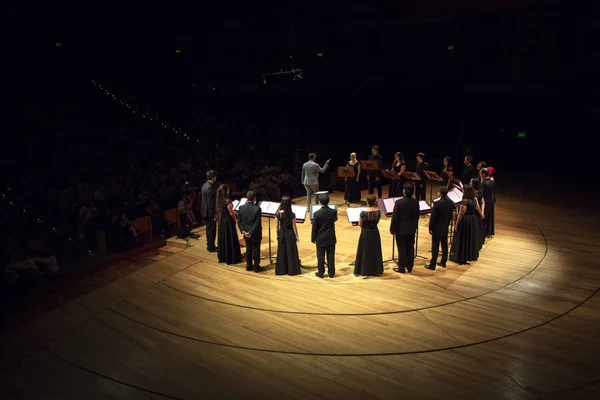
[7,0,600,188]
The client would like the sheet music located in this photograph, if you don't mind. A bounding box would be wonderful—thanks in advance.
[232,197,248,211]
[310,204,337,219]
[259,201,280,215]
[314,191,329,195]
[419,200,432,212]
[346,207,368,223]
[447,189,464,204]
[433,197,440,203]
[382,197,402,213]
[291,205,307,221]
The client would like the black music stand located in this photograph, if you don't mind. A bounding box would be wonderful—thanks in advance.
[423,170,443,203]
[360,160,379,186]
[258,201,281,264]
[338,166,355,207]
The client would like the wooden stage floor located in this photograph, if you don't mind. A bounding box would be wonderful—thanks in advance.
[1,186,600,399]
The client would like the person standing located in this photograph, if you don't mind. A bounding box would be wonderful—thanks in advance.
[201,170,218,252]
[301,153,330,206]
[389,152,406,198]
[216,184,242,265]
[237,191,265,272]
[415,152,429,201]
[481,168,495,237]
[449,185,483,265]
[390,183,420,274]
[367,145,383,198]
[426,186,454,270]
[275,196,302,276]
[353,195,384,277]
[440,156,452,187]
[461,156,476,185]
[345,152,362,203]
[311,194,337,278]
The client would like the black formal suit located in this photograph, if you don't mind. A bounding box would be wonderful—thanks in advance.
[201,180,217,250]
[238,201,263,270]
[311,206,338,277]
[461,165,476,185]
[415,161,429,201]
[428,196,454,268]
[368,153,384,198]
[390,196,420,271]
[482,178,495,236]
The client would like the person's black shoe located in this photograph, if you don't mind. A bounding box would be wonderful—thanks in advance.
[437,263,446,268]
[393,267,406,274]
[425,265,436,271]
[315,272,324,278]
[407,266,413,273]
[254,266,265,272]
[246,267,254,271]
[208,247,218,253]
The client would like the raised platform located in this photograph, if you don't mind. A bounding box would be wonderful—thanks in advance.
[1,188,600,399]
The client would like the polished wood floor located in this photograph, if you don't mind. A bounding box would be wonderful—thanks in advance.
[1,184,600,399]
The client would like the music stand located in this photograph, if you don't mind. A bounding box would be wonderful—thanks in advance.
[337,166,355,207]
[258,201,281,264]
[423,170,443,203]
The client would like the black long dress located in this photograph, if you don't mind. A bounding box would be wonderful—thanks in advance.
[482,178,495,237]
[217,204,242,265]
[450,200,480,264]
[275,211,301,275]
[389,162,405,198]
[354,210,384,276]
[477,194,485,249]
[345,161,361,203]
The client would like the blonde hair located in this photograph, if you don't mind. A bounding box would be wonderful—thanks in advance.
[350,152,356,159]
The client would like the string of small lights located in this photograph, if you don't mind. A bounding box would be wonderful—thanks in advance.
[91,80,203,144]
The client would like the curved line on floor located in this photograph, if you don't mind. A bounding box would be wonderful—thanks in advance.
[44,348,184,400]
[109,286,599,357]
[157,228,546,316]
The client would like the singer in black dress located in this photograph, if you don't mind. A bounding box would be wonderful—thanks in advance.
[216,184,243,265]
[450,185,483,265]
[345,152,362,203]
[471,178,486,249]
[440,156,451,186]
[354,195,384,276]
[275,196,302,275]
[481,168,495,237]
[389,152,406,198]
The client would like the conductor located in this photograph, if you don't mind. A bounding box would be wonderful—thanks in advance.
[390,183,420,274]
[302,153,331,206]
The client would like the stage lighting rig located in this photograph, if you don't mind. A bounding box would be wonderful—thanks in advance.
[262,68,303,84]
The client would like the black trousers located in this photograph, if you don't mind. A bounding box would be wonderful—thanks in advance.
[396,234,415,268]
[205,218,216,249]
[244,235,261,269]
[415,182,426,201]
[368,178,382,198]
[429,234,448,267]
[317,245,336,277]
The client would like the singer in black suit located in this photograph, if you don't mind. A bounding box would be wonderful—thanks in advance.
[367,145,384,198]
[415,152,429,201]
[390,183,420,274]
[311,194,337,278]
[201,170,218,252]
[426,186,454,270]
[461,156,477,185]
[237,191,265,272]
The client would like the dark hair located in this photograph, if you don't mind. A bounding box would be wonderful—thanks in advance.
[246,190,256,201]
[465,156,473,163]
[480,168,490,177]
[277,196,293,224]
[417,152,425,158]
[216,184,229,215]
[308,153,316,160]
[366,194,377,207]
[403,183,414,197]
[438,186,449,197]
[206,170,216,180]
[394,152,404,163]
[447,167,454,173]
[372,145,379,151]
[478,161,487,169]
[463,184,476,200]
[471,177,483,196]
[319,194,330,206]
[444,156,451,164]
